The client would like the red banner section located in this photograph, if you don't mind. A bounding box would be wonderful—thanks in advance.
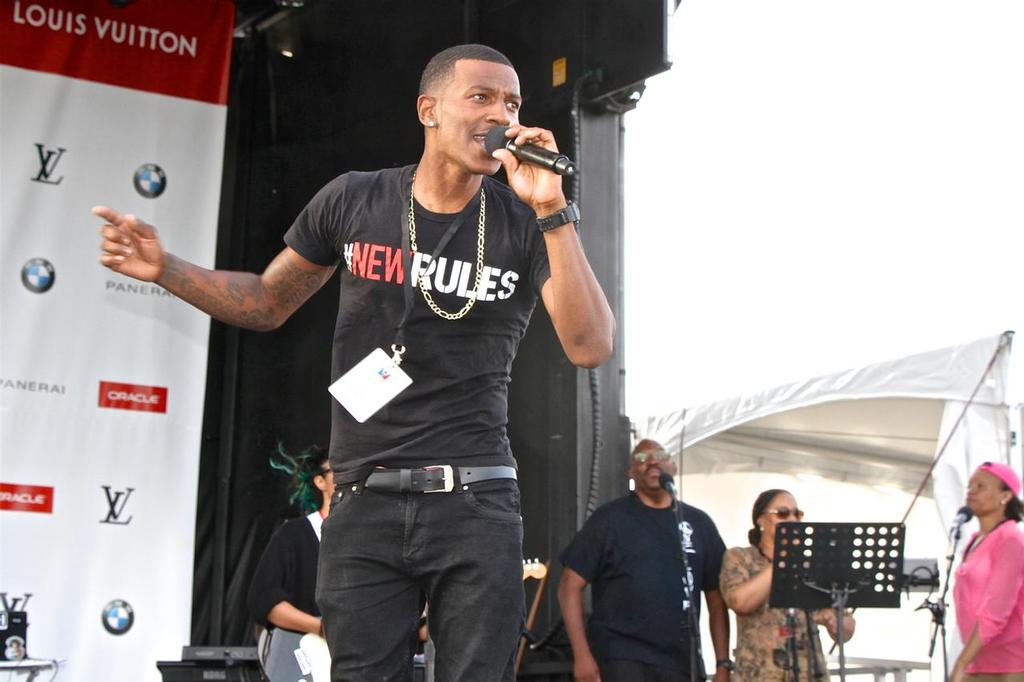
[0,0,234,104]
[98,381,169,414]
[0,483,54,513]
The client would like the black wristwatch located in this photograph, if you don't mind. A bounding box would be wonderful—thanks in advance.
[536,200,580,232]
[716,659,734,671]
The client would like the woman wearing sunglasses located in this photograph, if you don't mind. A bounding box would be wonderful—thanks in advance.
[719,489,855,681]
[950,462,1024,682]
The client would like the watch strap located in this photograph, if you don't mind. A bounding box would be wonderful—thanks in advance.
[536,200,580,232]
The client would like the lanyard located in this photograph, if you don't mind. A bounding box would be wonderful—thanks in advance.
[393,192,478,354]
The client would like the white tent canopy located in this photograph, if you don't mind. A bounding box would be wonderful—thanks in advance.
[641,332,1015,525]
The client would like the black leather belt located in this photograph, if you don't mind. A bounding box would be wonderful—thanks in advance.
[363,465,517,493]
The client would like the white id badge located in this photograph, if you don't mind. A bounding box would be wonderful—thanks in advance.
[328,348,412,423]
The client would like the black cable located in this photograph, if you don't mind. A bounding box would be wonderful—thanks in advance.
[584,368,604,517]
[528,619,565,651]
[572,72,605,521]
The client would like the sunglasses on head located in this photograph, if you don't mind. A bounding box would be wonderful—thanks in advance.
[765,507,804,521]
[632,449,671,464]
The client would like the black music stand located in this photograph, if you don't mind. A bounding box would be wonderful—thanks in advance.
[768,522,906,681]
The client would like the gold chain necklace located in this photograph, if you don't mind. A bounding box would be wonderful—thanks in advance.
[407,174,486,320]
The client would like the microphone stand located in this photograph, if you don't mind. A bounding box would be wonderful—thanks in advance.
[918,521,964,682]
[783,609,802,682]
[666,481,707,681]
[804,609,824,680]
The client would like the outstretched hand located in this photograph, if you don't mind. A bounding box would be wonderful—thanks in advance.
[491,124,567,215]
[94,205,166,282]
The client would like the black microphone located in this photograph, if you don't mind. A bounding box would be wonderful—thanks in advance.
[659,471,677,500]
[951,505,974,532]
[484,126,577,176]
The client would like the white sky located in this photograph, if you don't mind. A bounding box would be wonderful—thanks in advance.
[623,0,1024,420]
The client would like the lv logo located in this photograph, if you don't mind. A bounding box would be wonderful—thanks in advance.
[31,143,66,185]
[100,486,135,525]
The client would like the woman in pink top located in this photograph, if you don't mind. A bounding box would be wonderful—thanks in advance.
[951,461,1024,682]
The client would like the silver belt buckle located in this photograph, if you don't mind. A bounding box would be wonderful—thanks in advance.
[423,464,454,493]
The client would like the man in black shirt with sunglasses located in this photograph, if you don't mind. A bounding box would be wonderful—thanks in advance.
[559,438,732,682]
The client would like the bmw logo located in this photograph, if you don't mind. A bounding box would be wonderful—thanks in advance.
[101,599,134,635]
[21,258,55,293]
[133,163,167,198]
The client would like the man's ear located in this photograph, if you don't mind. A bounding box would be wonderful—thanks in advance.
[417,95,437,128]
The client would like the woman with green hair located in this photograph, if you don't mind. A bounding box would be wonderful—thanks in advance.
[248,444,332,640]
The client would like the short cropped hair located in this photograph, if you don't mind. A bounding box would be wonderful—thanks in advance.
[419,44,514,95]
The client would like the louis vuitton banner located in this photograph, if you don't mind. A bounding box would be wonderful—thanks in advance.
[0,1,233,679]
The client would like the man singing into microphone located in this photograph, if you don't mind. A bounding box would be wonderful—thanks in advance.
[96,44,613,681]
[558,439,732,682]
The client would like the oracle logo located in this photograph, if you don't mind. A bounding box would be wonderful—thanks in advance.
[98,381,168,413]
[0,483,54,513]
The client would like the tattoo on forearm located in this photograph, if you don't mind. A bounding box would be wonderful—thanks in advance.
[160,256,332,331]
[266,258,332,311]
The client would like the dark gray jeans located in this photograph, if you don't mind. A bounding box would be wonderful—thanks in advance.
[316,478,525,681]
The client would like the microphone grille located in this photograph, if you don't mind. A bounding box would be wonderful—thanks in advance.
[957,505,974,521]
[484,126,511,155]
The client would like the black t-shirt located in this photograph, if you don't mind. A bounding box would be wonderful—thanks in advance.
[247,516,321,628]
[285,165,550,481]
[559,493,727,671]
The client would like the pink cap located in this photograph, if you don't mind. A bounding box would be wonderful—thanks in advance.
[976,461,1022,497]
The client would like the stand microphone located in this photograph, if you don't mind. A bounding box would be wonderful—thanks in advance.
[484,126,578,176]
[950,505,973,540]
[659,471,707,681]
[659,471,677,499]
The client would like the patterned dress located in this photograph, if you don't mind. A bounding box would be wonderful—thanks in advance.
[720,546,829,682]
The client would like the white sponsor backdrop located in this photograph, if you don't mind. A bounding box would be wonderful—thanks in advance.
[0,3,230,679]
